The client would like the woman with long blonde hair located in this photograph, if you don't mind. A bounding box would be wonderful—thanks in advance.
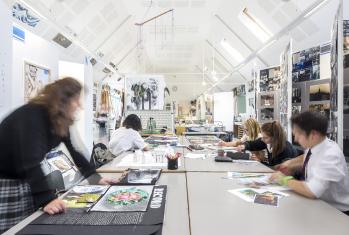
[219,118,261,147]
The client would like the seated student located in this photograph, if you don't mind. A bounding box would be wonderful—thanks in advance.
[237,121,301,167]
[109,114,148,156]
[219,118,261,147]
[271,111,349,215]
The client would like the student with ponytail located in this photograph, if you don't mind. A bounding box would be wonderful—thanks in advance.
[237,121,301,167]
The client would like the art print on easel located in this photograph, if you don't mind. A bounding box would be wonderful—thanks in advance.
[24,61,50,102]
[126,76,165,111]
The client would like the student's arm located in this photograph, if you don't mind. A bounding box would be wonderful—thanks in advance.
[218,140,241,147]
[243,138,267,151]
[274,154,304,175]
[270,172,316,199]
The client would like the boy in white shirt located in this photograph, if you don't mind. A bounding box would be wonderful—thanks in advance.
[271,111,349,215]
[109,114,148,156]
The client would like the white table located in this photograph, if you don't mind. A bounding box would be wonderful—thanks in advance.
[186,172,349,235]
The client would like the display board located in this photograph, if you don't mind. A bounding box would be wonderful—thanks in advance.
[292,45,320,83]
[125,75,165,111]
[279,40,292,141]
[259,66,280,92]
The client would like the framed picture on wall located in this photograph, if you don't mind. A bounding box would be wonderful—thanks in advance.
[24,61,51,102]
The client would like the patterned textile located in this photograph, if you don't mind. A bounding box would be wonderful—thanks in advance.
[0,179,35,233]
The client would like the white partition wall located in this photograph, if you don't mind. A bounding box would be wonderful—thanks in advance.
[213,92,235,131]
[0,0,12,120]
[59,61,92,159]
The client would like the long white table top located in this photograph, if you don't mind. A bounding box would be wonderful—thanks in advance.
[186,172,349,235]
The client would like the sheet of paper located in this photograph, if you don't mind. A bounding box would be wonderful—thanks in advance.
[228,188,289,203]
[117,153,181,167]
[184,153,206,159]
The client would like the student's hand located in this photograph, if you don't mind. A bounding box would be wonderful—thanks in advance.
[218,141,227,147]
[269,171,286,185]
[250,153,261,162]
[43,198,66,215]
[275,160,292,175]
[236,145,245,152]
[143,145,149,151]
[98,177,119,185]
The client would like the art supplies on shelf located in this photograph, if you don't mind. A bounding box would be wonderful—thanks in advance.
[117,169,161,185]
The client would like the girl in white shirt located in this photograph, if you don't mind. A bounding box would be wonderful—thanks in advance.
[109,114,148,156]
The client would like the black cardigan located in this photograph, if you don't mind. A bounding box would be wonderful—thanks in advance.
[244,138,302,166]
[0,103,100,208]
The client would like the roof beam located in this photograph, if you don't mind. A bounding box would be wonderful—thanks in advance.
[215,14,269,67]
[203,0,332,94]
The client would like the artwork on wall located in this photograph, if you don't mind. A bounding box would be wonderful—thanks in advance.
[24,61,50,102]
[260,108,274,121]
[292,105,302,115]
[126,75,165,111]
[12,3,40,27]
[248,80,255,92]
[292,46,320,82]
[233,84,246,96]
[344,85,349,114]
[309,83,330,102]
[344,20,349,68]
[259,66,280,92]
[292,87,301,103]
[260,94,274,107]
[329,11,339,142]
[309,103,330,119]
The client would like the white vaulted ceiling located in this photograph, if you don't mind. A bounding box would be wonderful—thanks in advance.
[4,0,340,100]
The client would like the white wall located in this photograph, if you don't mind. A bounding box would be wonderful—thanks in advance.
[10,19,94,158]
[0,0,13,120]
[213,92,235,131]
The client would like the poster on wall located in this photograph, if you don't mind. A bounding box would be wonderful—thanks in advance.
[329,9,339,143]
[259,66,280,92]
[292,46,320,82]
[24,61,50,102]
[125,75,165,111]
[246,79,256,118]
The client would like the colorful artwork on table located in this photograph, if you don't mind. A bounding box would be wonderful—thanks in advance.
[126,75,165,111]
[62,185,108,208]
[91,186,153,212]
[24,61,50,102]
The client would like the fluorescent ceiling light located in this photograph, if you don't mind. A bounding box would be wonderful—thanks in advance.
[238,8,272,43]
[220,38,244,63]
[304,0,330,18]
